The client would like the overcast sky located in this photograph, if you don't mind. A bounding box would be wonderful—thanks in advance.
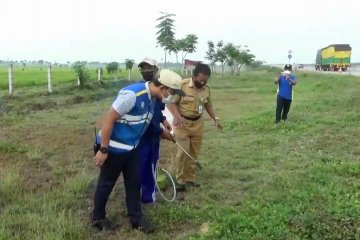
[1,0,359,64]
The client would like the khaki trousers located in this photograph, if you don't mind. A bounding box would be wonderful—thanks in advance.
[174,118,204,184]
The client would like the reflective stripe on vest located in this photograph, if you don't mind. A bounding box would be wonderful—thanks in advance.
[109,140,133,151]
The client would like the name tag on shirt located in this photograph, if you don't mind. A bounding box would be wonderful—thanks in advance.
[183,95,194,101]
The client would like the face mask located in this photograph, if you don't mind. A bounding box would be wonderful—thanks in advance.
[142,72,154,81]
[162,94,176,104]
[193,79,205,89]
[283,70,291,75]
[161,90,176,104]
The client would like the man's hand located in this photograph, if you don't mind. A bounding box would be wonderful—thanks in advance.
[214,118,223,131]
[169,133,176,143]
[173,116,185,128]
[161,129,176,143]
[95,151,108,167]
[163,119,172,132]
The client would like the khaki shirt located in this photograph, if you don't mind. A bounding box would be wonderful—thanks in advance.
[173,78,212,118]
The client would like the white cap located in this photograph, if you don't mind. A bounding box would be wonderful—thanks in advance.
[158,69,185,96]
[138,57,158,68]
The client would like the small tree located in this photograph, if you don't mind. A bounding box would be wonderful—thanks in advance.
[224,44,255,75]
[72,61,90,88]
[156,12,176,68]
[206,41,217,73]
[21,61,26,71]
[106,62,119,74]
[125,59,135,81]
[215,41,228,76]
[224,43,240,75]
[174,34,198,71]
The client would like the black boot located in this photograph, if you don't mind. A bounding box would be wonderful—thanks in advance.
[131,215,155,234]
[91,217,119,231]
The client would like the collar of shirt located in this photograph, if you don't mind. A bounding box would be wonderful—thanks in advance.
[145,81,152,100]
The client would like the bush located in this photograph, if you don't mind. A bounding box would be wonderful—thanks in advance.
[72,62,90,88]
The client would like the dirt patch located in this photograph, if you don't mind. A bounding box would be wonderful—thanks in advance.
[20,158,55,192]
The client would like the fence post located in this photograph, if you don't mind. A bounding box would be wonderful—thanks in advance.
[47,65,52,93]
[98,68,101,83]
[8,63,13,96]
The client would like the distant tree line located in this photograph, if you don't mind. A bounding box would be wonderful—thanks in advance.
[155,12,257,76]
[206,41,255,76]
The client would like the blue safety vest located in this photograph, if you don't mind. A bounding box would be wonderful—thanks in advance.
[97,82,155,154]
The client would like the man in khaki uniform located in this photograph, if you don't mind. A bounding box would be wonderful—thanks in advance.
[169,63,222,191]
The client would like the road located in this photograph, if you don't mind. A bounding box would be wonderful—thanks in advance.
[269,64,360,77]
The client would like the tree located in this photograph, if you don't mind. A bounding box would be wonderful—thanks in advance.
[236,49,255,74]
[156,12,176,68]
[125,59,135,81]
[215,41,228,76]
[206,40,228,76]
[174,34,198,70]
[205,41,217,73]
[225,44,255,75]
[223,43,236,74]
[106,62,119,74]
[72,61,90,88]
[21,61,26,71]
[206,40,256,76]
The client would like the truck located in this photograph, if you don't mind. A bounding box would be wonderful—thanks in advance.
[315,44,352,71]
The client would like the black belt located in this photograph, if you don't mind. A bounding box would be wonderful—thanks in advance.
[182,115,201,121]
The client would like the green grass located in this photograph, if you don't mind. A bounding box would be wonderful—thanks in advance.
[1,70,360,239]
[0,66,142,90]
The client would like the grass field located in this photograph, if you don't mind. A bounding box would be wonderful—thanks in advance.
[0,66,142,90]
[1,69,360,239]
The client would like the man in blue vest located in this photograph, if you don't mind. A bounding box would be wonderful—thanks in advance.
[137,58,174,204]
[91,69,185,233]
[274,64,297,123]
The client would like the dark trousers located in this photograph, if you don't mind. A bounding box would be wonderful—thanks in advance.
[139,137,160,204]
[92,148,143,224]
[276,95,292,123]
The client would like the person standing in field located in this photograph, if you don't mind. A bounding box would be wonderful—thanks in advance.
[137,58,176,204]
[274,64,297,123]
[91,69,184,234]
[168,63,223,193]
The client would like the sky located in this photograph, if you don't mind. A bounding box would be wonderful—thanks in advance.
[1,0,359,65]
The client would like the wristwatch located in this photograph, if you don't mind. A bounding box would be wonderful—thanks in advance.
[99,146,108,154]
[214,117,220,121]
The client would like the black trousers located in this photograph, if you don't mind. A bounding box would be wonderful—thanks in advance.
[276,95,292,123]
[92,148,143,224]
